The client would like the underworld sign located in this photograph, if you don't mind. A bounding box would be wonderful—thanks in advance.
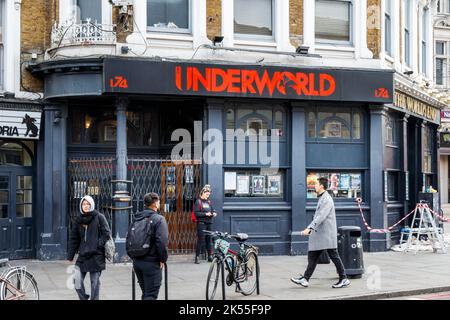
[0,110,41,139]
[394,92,440,124]
[103,58,394,103]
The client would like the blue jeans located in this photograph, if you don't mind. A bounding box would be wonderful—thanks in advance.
[74,267,102,300]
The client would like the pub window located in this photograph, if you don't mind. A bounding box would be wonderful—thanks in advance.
[227,106,285,138]
[234,0,273,39]
[385,0,393,56]
[421,8,429,76]
[76,0,102,23]
[386,171,399,201]
[0,141,34,167]
[315,0,352,43]
[224,168,284,198]
[404,0,411,66]
[307,108,363,140]
[147,0,190,33]
[307,171,362,199]
[423,126,433,173]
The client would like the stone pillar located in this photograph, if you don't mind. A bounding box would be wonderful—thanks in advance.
[290,104,308,255]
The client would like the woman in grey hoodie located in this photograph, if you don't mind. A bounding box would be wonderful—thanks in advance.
[68,195,111,300]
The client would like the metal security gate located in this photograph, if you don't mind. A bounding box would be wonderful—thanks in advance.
[68,157,201,254]
[129,159,201,254]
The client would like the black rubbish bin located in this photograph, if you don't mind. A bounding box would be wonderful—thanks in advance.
[337,226,364,279]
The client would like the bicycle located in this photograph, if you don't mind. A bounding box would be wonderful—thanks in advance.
[203,230,260,300]
[0,258,39,300]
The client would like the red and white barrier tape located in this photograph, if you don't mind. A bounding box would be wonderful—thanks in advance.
[355,198,420,233]
[426,205,450,223]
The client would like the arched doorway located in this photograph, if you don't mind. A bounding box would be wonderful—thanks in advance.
[0,140,35,259]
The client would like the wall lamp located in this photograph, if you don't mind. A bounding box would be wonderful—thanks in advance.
[403,70,414,76]
[213,36,224,46]
[296,45,310,55]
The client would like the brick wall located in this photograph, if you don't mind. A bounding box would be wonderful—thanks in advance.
[21,0,58,92]
[367,0,382,58]
[207,0,222,41]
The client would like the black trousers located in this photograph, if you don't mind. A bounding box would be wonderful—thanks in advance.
[133,260,162,300]
[196,223,212,257]
[303,249,347,281]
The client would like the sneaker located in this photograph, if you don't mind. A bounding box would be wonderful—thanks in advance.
[332,278,350,288]
[290,276,309,287]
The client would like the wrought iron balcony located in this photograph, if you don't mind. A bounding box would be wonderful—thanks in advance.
[51,20,116,49]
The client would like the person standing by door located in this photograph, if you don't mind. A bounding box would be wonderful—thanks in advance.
[194,184,217,264]
[68,195,111,300]
[290,177,350,289]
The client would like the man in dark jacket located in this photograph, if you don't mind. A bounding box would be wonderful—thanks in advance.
[131,192,169,300]
[68,195,111,300]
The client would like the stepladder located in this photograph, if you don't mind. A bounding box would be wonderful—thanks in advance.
[401,202,447,254]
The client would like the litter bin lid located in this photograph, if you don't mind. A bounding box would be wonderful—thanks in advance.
[338,226,361,231]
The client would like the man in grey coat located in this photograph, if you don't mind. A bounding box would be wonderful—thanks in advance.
[291,177,350,288]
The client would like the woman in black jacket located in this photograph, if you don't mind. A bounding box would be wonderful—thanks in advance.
[68,195,111,300]
[194,184,217,264]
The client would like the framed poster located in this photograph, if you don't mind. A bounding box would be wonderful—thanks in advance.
[185,165,193,183]
[247,119,263,136]
[339,174,350,189]
[224,172,237,190]
[307,172,318,189]
[104,125,117,141]
[252,175,265,195]
[329,173,340,191]
[267,175,281,195]
[350,174,361,190]
[236,175,250,195]
[325,121,342,138]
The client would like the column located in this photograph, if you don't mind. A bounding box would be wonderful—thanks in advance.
[290,104,308,254]
[302,0,315,53]
[369,106,389,251]
[401,114,410,217]
[206,100,224,231]
[39,104,68,260]
[113,97,130,262]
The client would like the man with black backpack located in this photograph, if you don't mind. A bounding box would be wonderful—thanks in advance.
[126,192,168,300]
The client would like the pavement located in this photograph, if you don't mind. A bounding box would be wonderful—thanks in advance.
[3,205,450,301]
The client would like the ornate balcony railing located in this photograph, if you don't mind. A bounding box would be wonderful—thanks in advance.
[51,20,116,49]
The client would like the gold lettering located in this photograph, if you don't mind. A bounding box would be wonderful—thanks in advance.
[394,92,438,121]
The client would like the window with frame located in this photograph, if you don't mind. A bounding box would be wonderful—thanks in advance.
[234,0,273,39]
[435,41,447,86]
[386,171,399,201]
[307,108,362,140]
[422,8,428,75]
[147,0,190,33]
[315,0,352,43]
[385,0,392,56]
[226,107,285,138]
[76,0,102,23]
[404,0,411,66]
[224,168,285,198]
[423,126,433,173]
[385,114,398,146]
[307,171,362,199]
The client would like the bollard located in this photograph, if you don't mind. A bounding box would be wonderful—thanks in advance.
[132,268,136,300]
[164,263,168,300]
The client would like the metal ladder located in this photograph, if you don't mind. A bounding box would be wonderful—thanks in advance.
[402,203,447,254]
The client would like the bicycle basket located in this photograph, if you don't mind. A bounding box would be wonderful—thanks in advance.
[215,239,230,255]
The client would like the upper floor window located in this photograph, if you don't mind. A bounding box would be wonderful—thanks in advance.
[234,0,273,39]
[404,0,411,66]
[421,8,429,76]
[0,0,4,91]
[435,41,447,86]
[385,114,398,146]
[147,0,190,33]
[307,108,362,140]
[385,0,393,56]
[315,0,352,44]
[76,0,102,23]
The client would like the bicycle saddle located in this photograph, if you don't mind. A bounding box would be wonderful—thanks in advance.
[0,258,8,267]
[232,233,249,242]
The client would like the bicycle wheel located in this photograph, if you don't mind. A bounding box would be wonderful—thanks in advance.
[206,257,221,300]
[0,268,39,300]
[236,250,258,296]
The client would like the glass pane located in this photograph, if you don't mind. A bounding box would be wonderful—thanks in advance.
[385,15,391,55]
[0,190,8,203]
[126,111,141,146]
[275,111,283,130]
[234,0,272,36]
[320,120,350,139]
[0,176,8,189]
[318,112,333,123]
[315,0,350,41]
[353,113,361,139]
[76,0,102,23]
[237,109,253,121]
[307,112,316,138]
[336,112,351,124]
[436,58,445,85]
[436,41,445,55]
[85,111,116,144]
[258,110,272,123]
[226,109,235,129]
[0,141,33,166]
[147,0,189,30]
[143,112,153,146]
[17,176,32,190]
[0,204,7,219]
[71,110,82,144]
